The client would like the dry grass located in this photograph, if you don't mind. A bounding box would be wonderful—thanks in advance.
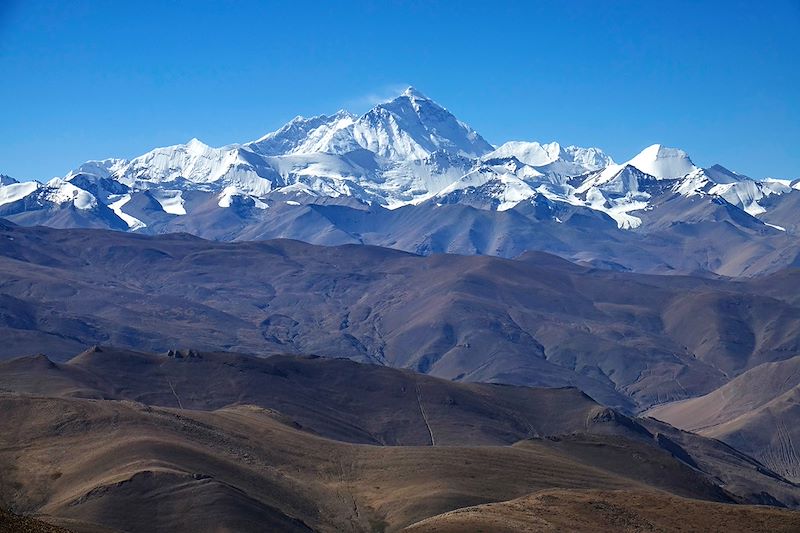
[404,489,800,533]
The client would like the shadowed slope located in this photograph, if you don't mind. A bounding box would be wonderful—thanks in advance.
[0,347,614,446]
[2,224,800,411]
[648,356,800,481]
[0,346,791,485]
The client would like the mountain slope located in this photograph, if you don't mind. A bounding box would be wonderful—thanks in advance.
[647,356,800,481]
[0,509,72,533]
[0,346,615,446]
[0,347,798,533]
[403,489,800,533]
[2,223,800,412]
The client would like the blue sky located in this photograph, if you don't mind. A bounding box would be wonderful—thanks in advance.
[1,0,798,180]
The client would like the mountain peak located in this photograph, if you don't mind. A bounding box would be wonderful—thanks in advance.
[705,164,751,183]
[185,138,211,154]
[639,144,686,158]
[352,87,492,160]
[333,109,356,119]
[627,144,696,179]
[401,86,429,100]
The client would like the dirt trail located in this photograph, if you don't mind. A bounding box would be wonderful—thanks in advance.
[416,384,435,446]
[167,379,184,409]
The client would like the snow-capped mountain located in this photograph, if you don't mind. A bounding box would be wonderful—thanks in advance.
[246,111,358,156]
[674,166,793,218]
[486,141,614,177]
[342,86,494,160]
[247,87,493,162]
[435,160,541,211]
[626,144,697,179]
[1,87,797,274]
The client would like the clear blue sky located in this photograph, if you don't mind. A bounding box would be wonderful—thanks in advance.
[1,0,798,180]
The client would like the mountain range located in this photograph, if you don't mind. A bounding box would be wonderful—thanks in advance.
[2,87,799,276]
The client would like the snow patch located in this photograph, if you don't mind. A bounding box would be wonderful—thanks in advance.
[218,186,268,210]
[151,189,186,215]
[44,178,97,210]
[107,194,146,230]
[0,181,40,206]
[218,186,238,208]
[765,222,786,232]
